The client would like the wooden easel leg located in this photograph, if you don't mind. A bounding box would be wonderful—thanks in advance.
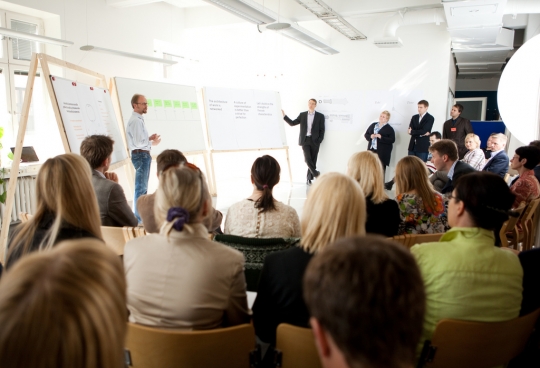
[208,151,217,197]
[285,147,293,187]
[202,151,216,196]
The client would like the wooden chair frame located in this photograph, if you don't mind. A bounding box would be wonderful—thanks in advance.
[275,324,322,368]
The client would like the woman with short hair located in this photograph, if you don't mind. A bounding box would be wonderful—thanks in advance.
[225,155,300,238]
[395,156,449,234]
[347,151,401,237]
[253,172,366,344]
[6,153,102,269]
[363,110,395,178]
[124,163,250,329]
[461,133,485,170]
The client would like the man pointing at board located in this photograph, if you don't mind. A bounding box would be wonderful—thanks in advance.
[282,99,325,185]
[126,94,161,222]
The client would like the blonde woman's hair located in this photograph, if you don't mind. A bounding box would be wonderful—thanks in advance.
[464,133,481,149]
[381,110,391,120]
[395,156,438,214]
[8,154,102,264]
[155,164,211,236]
[0,239,127,368]
[347,151,389,204]
[301,173,366,253]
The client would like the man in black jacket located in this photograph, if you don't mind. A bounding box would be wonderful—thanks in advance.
[282,99,325,185]
[408,100,434,162]
[429,139,475,194]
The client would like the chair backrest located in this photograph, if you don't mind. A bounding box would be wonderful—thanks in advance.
[125,323,257,368]
[519,197,540,251]
[101,226,131,256]
[407,233,443,247]
[390,235,413,249]
[275,324,322,368]
[500,202,527,247]
[419,308,540,368]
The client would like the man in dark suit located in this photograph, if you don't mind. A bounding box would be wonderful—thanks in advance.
[80,135,138,227]
[282,99,325,185]
[429,139,475,194]
[482,133,509,178]
[408,100,434,162]
[442,104,473,159]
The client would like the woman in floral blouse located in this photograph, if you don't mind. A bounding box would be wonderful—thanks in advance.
[395,156,449,234]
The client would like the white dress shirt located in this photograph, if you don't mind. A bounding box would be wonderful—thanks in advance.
[126,112,151,151]
[307,111,315,136]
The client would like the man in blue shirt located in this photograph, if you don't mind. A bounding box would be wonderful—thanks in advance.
[126,94,161,222]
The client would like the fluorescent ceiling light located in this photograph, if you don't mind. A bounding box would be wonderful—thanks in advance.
[80,45,177,65]
[279,24,339,55]
[0,26,73,47]
[293,0,366,40]
[201,0,275,25]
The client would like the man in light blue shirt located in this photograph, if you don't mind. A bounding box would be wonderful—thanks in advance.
[126,94,160,222]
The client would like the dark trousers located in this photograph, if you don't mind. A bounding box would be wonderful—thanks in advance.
[302,136,320,180]
[369,148,387,179]
[408,150,429,162]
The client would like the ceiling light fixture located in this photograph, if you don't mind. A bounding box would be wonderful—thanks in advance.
[80,45,177,65]
[0,26,73,47]
[201,0,275,25]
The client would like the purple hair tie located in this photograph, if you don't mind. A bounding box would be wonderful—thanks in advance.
[167,207,190,231]
[263,185,268,189]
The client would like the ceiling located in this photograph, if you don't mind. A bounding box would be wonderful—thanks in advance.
[107,0,540,81]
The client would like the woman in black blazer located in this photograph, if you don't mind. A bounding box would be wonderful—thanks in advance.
[364,110,395,177]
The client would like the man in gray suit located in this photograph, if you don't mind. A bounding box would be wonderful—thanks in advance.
[80,135,138,227]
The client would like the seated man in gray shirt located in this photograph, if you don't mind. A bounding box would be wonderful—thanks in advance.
[80,135,138,227]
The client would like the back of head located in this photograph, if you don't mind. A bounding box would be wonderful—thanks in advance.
[347,151,388,204]
[301,173,366,253]
[304,235,425,368]
[515,146,540,169]
[395,156,438,214]
[8,154,102,261]
[155,164,210,235]
[251,155,280,212]
[80,135,114,170]
[430,131,441,140]
[0,239,127,368]
[156,149,187,174]
[429,139,458,161]
[454,172,515,231]
[529,140,540,149]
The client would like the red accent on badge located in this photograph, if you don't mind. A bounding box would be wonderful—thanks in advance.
[72,82,77,86]
[451,128,457,132]
[51,76,55,81]
[104,90,107,93]
[90,87,94,90]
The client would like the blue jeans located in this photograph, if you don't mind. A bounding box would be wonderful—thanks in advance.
[408,151,429,162]
[132,151,152,222]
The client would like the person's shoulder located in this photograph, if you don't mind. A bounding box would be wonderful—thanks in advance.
[456,160,475,172]
[137,192,155,206]
[265,246,308,264]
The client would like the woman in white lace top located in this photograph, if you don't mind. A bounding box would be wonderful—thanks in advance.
[224,155,301,238]
[461,133,485,170]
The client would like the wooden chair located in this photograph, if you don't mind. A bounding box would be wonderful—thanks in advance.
[125,323,258,368]
[500,202,527,248]
[101,226,131,256]
[391,235,414,249]
[417,308,540,368]
[406,233,443,247]
[518,198,540,251]
[275,324,322,368]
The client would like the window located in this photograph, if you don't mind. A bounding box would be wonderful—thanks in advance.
[10,19,40,61]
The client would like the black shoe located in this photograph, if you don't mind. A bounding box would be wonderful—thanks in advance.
[306,179,312,185]
[384,180,394,190]
[314,170,320,178]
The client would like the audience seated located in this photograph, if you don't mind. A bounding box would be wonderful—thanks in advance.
[0,239,127,368]
[124,164,250,329]
[509,146,540,208]
[252,173,366,345]
[462,133,485,170]
[529,140,540,183]
[426,131,441,173]
[80,135,138,227]
[6,154,102,269]
[394,156,449,234]
[304,236,425,368]
[483,133,497,159]
[482,133,509,178]
[347,151,400,237]
[137,149,223,233]
[411,172,523,354]
[429,139,475,194]
[225,155,300,238]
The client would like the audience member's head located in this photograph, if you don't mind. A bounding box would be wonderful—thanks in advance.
[395,156,438,214]
[379,110,390,123]
[529,140,540,150]
[304,235,425,368]
[451,172,515,232]
[301,173,366,253]
[80,135,114,170]
[512,146,540,171]
[347,151,388,204]
[450,103,464,119]
[418,100,429,115]
[155,164,211,236]
[429,131,441,146]
[464,133,481,151]
[156,149,187,175]
[490,133,507,151]
[250,155,280,212]
[429,139,459,172]
[8,154,102,263]
[0,239,127,368]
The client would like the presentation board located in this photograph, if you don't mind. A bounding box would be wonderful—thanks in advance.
[50,75,128,165]
[114,77,207,154]
[203,87,287,151]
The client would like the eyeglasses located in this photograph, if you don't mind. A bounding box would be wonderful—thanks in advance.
[136,102,148,106]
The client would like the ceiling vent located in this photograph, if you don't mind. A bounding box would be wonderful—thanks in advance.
[373,37,403,48]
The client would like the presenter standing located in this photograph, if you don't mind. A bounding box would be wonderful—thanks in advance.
[364,110,395,178]
[407,100,434,162]
[126,94,161,222]
[282,99,325,185]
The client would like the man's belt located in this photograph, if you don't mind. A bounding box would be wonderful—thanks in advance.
[132,149,149,154]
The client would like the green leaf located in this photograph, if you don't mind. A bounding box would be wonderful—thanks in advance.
[7,152,13,160]
[0,191,7,204]
[0,126,4,139]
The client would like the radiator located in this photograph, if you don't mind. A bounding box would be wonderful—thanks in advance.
[0,176,37,227]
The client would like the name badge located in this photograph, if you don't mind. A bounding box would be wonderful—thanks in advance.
[451,127,457,132]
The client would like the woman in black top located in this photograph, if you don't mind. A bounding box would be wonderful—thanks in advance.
[363,110,395,177]
[348,151,401,237]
